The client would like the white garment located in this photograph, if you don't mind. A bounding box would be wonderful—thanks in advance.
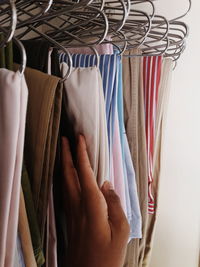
[61,63,109,186]
[0,69,28,267]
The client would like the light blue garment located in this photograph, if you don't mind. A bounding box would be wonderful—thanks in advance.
[124,137,142,238]
[117,59,142,238]
[15,234,25,267]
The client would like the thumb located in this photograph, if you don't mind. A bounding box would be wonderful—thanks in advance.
[101,181,130,240]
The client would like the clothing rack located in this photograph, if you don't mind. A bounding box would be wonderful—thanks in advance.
[0,2,191,267]
[0,0,191,76]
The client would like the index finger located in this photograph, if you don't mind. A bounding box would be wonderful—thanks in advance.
[76,135,109,226]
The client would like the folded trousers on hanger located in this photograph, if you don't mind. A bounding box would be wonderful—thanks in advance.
[14,65,63,246]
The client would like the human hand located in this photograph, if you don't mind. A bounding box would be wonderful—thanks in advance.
[61,135,130,267]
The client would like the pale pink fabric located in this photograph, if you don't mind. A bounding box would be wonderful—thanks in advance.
[67,43,113,55]
[0,69,28,267]
[113,110,127,215]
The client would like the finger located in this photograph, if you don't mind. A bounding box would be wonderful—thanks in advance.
[76,135,109,229]
[62,137,81,214]
[76,134,99,194]
[101,181,130,240]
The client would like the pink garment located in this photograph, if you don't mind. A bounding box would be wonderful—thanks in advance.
[0,69,28,267]
[67,43,113,55]
[113,110,127,216]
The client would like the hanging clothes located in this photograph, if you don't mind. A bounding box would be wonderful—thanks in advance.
[0,69,28,267]
[13,40,63,267]
[59,53,142,240]
[14,65,63,246]
[60,53,120,185]
[122,49,148,267]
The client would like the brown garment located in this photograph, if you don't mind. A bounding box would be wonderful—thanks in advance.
[142,58,173,266]
[13,65,63,245]
[18,188,37,267]
[122,49,148,267]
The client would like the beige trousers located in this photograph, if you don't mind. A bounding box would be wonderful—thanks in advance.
[122,49,148,267]
[122,54,173,267]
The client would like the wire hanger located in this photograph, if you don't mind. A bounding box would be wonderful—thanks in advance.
[21,5,109,46]
[0,0,17,48]
[12,37,27,75]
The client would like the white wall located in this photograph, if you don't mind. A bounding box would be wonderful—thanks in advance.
[149,1,200,267]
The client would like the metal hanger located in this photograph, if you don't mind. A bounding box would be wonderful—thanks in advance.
[169,0,191,22]
[123,0,190,59]
[0,0,17,48]
[119,0,155,49]
[12,37,27,75]
[23,5,109,46]
[1,0,53,29]
[32,27,73,82]
[0,23,26,74]
[99,0,129,32]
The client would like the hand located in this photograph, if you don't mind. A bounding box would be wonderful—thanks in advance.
[61,135,130,267]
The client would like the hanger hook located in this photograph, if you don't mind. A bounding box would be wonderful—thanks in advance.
[0,0,17,48]
[170,0,192,22]
[13,37,27,75]
[42,0,53,14]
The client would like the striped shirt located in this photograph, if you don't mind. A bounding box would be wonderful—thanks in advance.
[143,56,162,214]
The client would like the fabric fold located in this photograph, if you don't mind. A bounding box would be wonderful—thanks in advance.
[14,65,63,246]
[0,69,28,267]
[18,188,37,267]
[61,63,109,186]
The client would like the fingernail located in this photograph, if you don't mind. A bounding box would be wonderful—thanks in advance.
[78,134,86,146]
[103,181,114,191]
